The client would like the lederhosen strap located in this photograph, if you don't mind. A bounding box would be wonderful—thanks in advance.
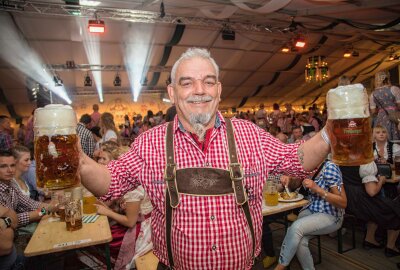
[164,119,256,269]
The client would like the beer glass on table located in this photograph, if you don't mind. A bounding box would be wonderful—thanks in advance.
[34,104,80,190]
[65,199,83,231]
[264,181,279,206]
[326,84,374,166]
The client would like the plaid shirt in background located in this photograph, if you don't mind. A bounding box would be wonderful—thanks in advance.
[103,112,310,270]
[77,123,96,158]
[0,130,13,151]
[0,180,41,226]
[306,160,344,218]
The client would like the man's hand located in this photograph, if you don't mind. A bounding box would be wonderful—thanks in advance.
[280,175,290,187]
[0,206,18,230]
[378,175,386,185]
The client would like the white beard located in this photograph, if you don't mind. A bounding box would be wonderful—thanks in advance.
[189,113,212,141]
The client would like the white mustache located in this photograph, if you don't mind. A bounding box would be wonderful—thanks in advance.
[186,95,213,103]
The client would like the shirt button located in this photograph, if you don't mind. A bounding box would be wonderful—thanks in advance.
[210,215,215,221]
[212,245,217,251]
[205,162,211,167]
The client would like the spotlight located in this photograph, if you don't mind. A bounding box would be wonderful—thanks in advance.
[343,50,351,58]
[88,19,105,33]
[160,1,165,18]
[53,75,63,87]
[294,37,306,48]
[222,25,235,41]
[351,50,359,57]
[84,73,92,86]
[66,60,76,69]
[114,73,121,87]
[281,46,290,53]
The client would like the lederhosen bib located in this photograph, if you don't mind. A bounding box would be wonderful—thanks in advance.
[163,118,256,269]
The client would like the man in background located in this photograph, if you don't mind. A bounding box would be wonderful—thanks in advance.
[0,116,12,151]
[77,114,96,158]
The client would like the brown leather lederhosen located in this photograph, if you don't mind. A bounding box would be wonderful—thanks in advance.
[160,118,260,270]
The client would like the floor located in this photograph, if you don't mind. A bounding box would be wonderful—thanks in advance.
[267,222,400,270]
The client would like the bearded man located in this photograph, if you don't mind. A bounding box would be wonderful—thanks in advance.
[79,48,331,270]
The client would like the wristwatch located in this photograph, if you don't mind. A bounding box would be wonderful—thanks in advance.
[0,217,12,229]
[38,207,47,217]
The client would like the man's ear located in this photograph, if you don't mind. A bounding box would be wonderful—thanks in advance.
[167,84,175,104]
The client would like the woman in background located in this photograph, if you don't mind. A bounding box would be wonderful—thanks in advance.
[11,146,32,197]
[96,141,153,270]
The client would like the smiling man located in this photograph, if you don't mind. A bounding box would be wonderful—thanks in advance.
[79,48,331,270]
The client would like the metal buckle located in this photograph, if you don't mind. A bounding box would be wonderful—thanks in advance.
[229,163,243,181]
[164,163,176,181]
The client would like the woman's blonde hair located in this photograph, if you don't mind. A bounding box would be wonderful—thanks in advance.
[12,145,30,160]
[100,112,119,138]
[375,70,390,88]
[373,125,387,136]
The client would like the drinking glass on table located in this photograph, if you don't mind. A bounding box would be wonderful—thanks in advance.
[264,181,279,206]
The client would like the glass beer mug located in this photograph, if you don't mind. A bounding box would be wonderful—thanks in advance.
[34,104,80,190]
[264,181,279,206]
[326,84,374,166]
[65,200,83,231]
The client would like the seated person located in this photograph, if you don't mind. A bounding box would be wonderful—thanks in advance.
[0,205,18,270]
[339,162,400,257]
[275,161,347,270]
[95,142,153,269]
[12,146,36,199]
[0,150,57,228]
[372,125,400,198]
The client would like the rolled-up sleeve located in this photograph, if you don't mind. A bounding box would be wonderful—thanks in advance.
[261,131,313,178]
[101,140,143,201]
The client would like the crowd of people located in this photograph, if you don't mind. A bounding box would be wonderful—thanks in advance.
[0,47,399,270]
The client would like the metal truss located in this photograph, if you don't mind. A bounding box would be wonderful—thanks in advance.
[44,64,170,72]
[0,0,281,33]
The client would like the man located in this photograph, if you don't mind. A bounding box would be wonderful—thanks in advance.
[0,151,55,228]
[0,205,18,270]
[255,103,267,128]
[79,48,330,270]
[90,104,101,128]
[288,126,303,143]
[77,114,96,158]
[0,116,13,151]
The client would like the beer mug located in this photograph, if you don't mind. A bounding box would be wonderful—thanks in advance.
[65,200,83,231]
[264,181,279,206]
[34,104,80,190]
[82,189,97,214]
[326,84,374,166]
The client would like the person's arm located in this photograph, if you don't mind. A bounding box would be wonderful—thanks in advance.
[79,152,112,196]
[296,130,330,171]
[95,201,140,228]
[364,176,385,197]
[303,179,347,209]
[0,206,17,256]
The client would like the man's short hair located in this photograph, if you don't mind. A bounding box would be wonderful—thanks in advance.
[80,114,92,125]
[0,150,13,158]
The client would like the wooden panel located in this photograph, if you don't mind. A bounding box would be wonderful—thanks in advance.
[24,215,112,257]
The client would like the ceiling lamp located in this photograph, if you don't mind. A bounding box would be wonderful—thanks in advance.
[114,73,121,87]
[221,24,235,40]
[84,73,92,86]
[343,49,352,58]
[294,37,306,48]
[281,45,290,53]
[88,14,105,33]
[305,56,329,83]
[53,74,63,87]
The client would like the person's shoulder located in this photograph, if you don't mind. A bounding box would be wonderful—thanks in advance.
[324,161,341,173]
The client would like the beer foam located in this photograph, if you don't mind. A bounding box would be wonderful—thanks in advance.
[34,104,77,136]
[327,83,369,119]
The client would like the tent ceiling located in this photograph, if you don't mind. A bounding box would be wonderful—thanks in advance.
[0,0,399,117]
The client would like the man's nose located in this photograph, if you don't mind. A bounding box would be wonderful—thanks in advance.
[193,79,206,94]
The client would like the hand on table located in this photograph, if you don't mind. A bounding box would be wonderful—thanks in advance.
[94,201,113,216]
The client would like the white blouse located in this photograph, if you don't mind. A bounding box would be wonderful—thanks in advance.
[123,186,152,215]
[373,142,400,160]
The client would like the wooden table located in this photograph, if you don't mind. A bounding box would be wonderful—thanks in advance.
[262,199,309,216]
[24,215,112,269]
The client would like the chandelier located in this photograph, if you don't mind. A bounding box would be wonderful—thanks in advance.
[305,56,329,83]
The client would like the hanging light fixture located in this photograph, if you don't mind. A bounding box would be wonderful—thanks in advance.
[84,72,92,86]
[113,72,121,87]
[305,56,329,83]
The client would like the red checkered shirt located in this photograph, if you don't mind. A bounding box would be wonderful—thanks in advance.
[103,112,310,270]
[0,180,41,226]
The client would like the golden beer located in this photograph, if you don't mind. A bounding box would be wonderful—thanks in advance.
[35,134,79,189]
[83,195,97,214]
[34,104,79,190]
[326,84,373,166]
[264,192,279,206]
[326,118,374,166]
